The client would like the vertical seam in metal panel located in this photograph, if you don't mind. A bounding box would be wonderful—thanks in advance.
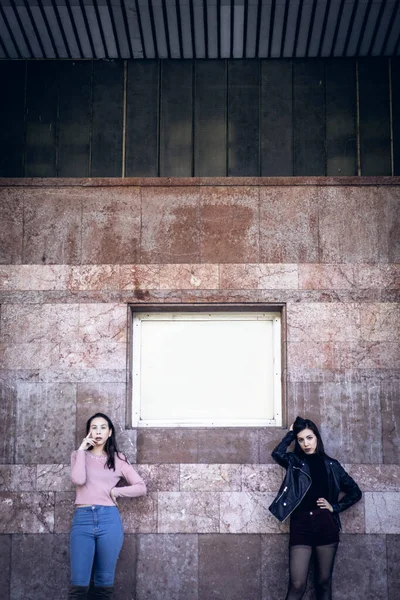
[176,0,184,58]
[134,0,146,59]
[343,0,359,57]
[204,0,209,58]
[37,0,59,58]
[317,0,331,58]
[189,0,196,58]
[217,0,221,58]
[0,5,17,58]
[65,0,84,58]
[158,60,161,176]
[121,0,134,58]
[230,0,234,58]
[122,60,127,177]
[255,0,261,58]
[389,58,394,175]
[268,0,276,58]
[55,64,60,177]
[9,0,34,58]
[330,0,345,57]
[162,0,171,59]
[394,23,400,56]
[148,0,159,58]
[89,60,94,177]
[51,0,72,58]
[382,0,399,55]
[22,0,46,58]
[293,0,303,58]
[93,0,108,59]
[243,0,248,58]
[305,0,317,57]
[280,0,289,58]
[79,0,96,58]
[356,59,361,175]
[355,0,373,56]
[0,29,9,57]
[106,0,121,58]
[367,0,387,56]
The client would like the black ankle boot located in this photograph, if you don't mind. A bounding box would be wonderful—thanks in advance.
[68,586,89,599]
[93,587,114,599]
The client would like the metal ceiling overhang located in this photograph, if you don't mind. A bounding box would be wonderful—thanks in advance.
[0,0,399,60]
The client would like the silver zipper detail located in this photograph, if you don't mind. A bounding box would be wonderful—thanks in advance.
[273,485,288,504]
[281,466,312,523]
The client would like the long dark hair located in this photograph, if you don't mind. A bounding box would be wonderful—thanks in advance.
[85,412,124,471]
[292,416,326,457]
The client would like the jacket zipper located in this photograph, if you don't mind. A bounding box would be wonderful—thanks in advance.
[273,485,288,504]
[281,466,312,523]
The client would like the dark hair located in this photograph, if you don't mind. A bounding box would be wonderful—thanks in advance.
[85,412,125,471]
[292,416,326,456]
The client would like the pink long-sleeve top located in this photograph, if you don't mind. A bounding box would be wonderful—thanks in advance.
[71,450,146,506]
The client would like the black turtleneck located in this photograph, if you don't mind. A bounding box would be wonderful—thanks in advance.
[294,453,329,513]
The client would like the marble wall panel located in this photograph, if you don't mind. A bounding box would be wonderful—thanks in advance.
[54,491,75,533]
[200,187,259,263]
[114,534,137,600]
[361,303,400,342]
[0,376,16,464]
[10,534,69,600]
[220,491,288,534]
[0,265,11,290]
[339,497,365,533]
[78,303,127,344]
[140,187,201,263]
[259,428,285,464]
[180,464,242,492]
[299,264,355,289]
[261,535,302,600]
[81,187,141,264]
[334,534,388,600]
[37,464,73,492]
[158,264,219,289]
[16,382,76,463]
[365,492,400,533]
[158,492,219,533]
[136,464,180,492]
[346,464,400,491]
[137,429,199,463]
[0,535,11,600]
[356,264,400,289]
[5,264,70,290]
[0,188,23,265]
[241,464,283,492]
[219,263,298,289]
[381,376,400,464]
[136,534,198,600]
[0,492,54,533]
[2,341,61,370]
[319,186,392,264]
[120,264,161,292]
[387,534,400,600]
[0,465,36,491]
[0,303,79,344]
[259,186,319,263]
[23,188,82,264]
[68,265,120,290]
[198,534,261,600]
[197,429,259,464]
[386,186,400,262]
[119,493,158,533]
[287,303,361,343]
[59,341,126,371]
[285,381,323,431]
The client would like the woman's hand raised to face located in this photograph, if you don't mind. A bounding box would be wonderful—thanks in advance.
[78,432,95,451]
[317,497,333,512]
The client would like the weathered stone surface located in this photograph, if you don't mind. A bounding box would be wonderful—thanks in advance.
[334,534,388,599]
[365,492,400,533]
[68,265,120,290]
[299,264,355,289]
[6,264,70,290]
[381,376,400,464]
[78,303,127,344]
[261,535,292,600]
[15,382,76,463]
[0,377,16,464]
[23,188,82,264]
[10,534,69,600]
[287,303,361,343]
[219,264,298,289]
[119,493,158,533]
[199,534,261,600]
[159,264,219,289]
[136,464,180,492]
[0,465,36,491]
[220,492,288,534]
[120,264,161,291]
[180,464,241,492]
[242,464,283,492]
[339,496,365,533]
[197,428,259,464]
[37,464,73,492]
[140,187,201,263]
[54,491,75,533]
[0,492,54,533]
[136,534,198,600]
[137,429,198,464]
[361,303,400,342]
[0,189,23,265]
[387,534,400,600]
[346,464,400,491]
[158,492,219,533]
[113,534,137,600]
[0,535,11,600]
[1,303,79,344]
[81,187,141,264]
[59,341,127,370]
[259,428,284,464]
[259,186,319,263]
[2,341,60,370]
[200,186,259,263]
[356,264,400,289]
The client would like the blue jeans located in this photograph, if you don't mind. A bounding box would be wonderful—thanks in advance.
[70,505,124,587]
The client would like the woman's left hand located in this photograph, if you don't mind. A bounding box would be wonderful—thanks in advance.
[110,489,118,506]
[317,497,333,512]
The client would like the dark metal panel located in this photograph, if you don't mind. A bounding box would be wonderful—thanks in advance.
[179,0,194,57]
[119,0,134,58]
[193,0,205,57]
[64,0,84,58]
[356,0,374,56]
[341,0,358,56]
[194,59,226,176]
[159,60,193,176]
[295,0,314,57]
[245,0,258,58]
[41,4,69,58]
[104,0,122,57]
[138,0,156,57]
[346,0,369,56]
[0,6,21,57]
[36,1,59,58]
[91,60,124,176]
[325,58,357,175]
[161,0,172,58]
[320,0,342,57]
[165,0,181,58]
[257,0,272,57]
[358,58,391,175]
[293,59,326,175]
[148,0,161,57]
[94,4,114,57]
[366,0,388,56]
[381,1,400,55]
[0,60,25,176]
[58,60,92,177]
[25,61,58,177]
[71,2,96,58]
[329,0,345,57]
[392,58,400,174]
[228,59,259,176]
[260,58,293,176]
[267,0,276,57]
[130,0,145,57]
[174,0,184,57]
[307,0,328,57]
[84,3,107,58]
[125,59,159,175]
[220,0,230,57]
[5,3,32,57]
[205,0,218,58]
[373,1,399,56]
[21,1,47,57]
[283,0,301,58]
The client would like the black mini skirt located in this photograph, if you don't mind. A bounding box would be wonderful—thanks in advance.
[289,507,340,547]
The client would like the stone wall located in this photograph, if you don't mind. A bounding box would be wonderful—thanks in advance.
[0,177,399,600]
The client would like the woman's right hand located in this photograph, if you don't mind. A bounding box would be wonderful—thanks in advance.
[78,432,95,451]
[289,423,294,431]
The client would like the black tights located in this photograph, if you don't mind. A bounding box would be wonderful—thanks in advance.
[285,543,338,600]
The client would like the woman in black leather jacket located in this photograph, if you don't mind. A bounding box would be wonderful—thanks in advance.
[269,416,361,600]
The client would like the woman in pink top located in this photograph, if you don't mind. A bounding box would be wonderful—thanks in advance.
[69,412,146,600]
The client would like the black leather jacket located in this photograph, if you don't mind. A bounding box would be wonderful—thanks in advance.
[269,431,362,530]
